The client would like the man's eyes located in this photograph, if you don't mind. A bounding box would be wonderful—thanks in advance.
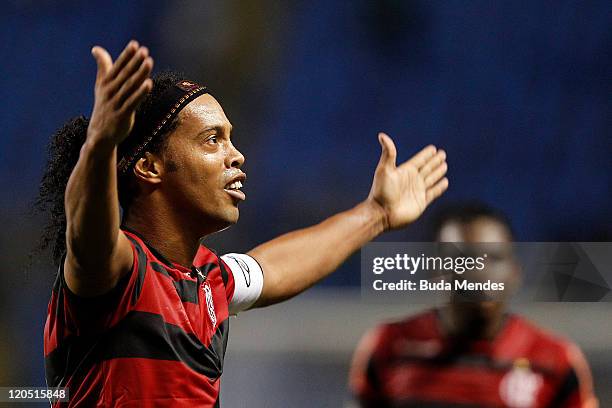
[201,131,231,145]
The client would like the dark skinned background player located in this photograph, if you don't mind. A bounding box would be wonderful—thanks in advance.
[350,204,597,408]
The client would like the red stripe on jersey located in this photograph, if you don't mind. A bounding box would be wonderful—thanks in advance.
[53,359,219,408]
[219,258,235,304]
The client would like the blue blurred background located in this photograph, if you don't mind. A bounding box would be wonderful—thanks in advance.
[1,1,610,406]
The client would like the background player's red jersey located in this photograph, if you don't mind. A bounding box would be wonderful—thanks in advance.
[350,309,597,408]
[44,229,253,407]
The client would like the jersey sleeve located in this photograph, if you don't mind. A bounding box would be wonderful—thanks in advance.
[219,253,264,315]
[349,326,387,407]
[56,233,147,334]
[556,343,599,408]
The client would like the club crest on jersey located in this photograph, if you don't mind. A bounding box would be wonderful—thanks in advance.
[203,282,217,327]
[499,358,543,408]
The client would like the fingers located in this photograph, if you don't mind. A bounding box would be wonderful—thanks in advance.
[418,149,447,187]
[426,177,449,205]
[91,46,113,83]
[116,56,154,108]
[377,132,397,169]
[93,40,153,111]
[419,148,447,193]
[109,46,149,95]
[403,144,437,169]
[419,149,446,176]
[424,161,447,187]
[107,40,139,80]
[121,78,153,113]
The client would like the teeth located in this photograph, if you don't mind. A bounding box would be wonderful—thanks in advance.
[226,181,243,190]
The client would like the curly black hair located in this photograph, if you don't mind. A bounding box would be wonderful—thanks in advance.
[35,70,186,267]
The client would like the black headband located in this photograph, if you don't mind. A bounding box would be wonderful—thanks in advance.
[117,80,208,174]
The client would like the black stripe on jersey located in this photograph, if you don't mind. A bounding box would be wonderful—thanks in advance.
[150,261,171,277]
[46,311,230,388]
[391,352,555,377]
[150,261,198,303]
[54,250,146,311]
[174,279,199,304]
[206,248,229,286]
[217,256,229,286]
[366,356,382,394]
[126,236,147,306]
[198,262,218,280]
[548,368,579,407]
[149,261,219,305]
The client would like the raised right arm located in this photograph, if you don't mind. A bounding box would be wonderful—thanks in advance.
[64,41,153,297]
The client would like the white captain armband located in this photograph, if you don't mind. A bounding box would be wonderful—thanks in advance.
[221,253,264,315]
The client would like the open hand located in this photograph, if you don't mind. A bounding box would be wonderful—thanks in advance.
[368,132,448,230]
[87,40,154,145]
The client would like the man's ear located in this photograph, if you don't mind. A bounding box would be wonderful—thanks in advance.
[132,152,163,185]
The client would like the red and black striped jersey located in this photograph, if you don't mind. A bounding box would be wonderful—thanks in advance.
[350,309,597,408]
[43,228,264,407]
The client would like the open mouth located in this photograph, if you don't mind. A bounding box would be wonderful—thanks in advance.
[224,180,243,191]
[224,178,246,201]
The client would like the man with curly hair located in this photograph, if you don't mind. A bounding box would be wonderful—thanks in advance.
[41,40,448,407]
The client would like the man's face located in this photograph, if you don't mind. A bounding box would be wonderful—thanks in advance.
[159,94,246,234]
[438,217,519,335]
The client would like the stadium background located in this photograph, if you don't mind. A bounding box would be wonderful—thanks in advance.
[1,1,610,406]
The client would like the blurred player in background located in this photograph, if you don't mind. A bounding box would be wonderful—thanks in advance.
[350,203,597,408]
[38,41,448,407]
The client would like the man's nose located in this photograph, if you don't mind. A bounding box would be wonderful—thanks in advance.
[227,143,245,168]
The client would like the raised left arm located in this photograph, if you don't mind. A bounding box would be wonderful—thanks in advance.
[248,132,448,307]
